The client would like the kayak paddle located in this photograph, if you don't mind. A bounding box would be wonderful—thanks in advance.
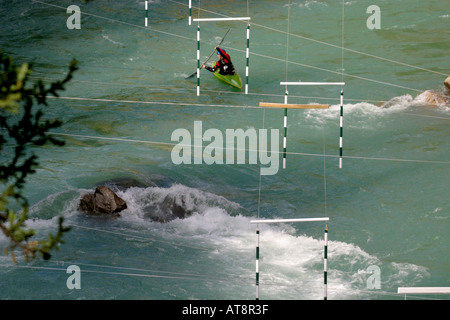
[185,28,231,80]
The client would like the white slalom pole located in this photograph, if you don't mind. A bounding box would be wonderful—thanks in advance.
[339,89,344,168]
[324,228,328,300]
[196,25,201,96]
[245,23,250,94]
[250,217,330,300]
[255,228,260,300]
[188,0,192,25]
[283,90,288,169]
[145,1,148,27]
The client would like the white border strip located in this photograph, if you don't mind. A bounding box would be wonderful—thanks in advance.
[398,287,450,294]
[193,17,251,22]
[281,82,345,86]
[251,217,329,224]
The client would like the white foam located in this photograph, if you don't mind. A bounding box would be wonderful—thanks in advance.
[171,207,430,298]
[414,90,450,109]
[302,95,418,129]
[100,184,373,298]
[8,184,429,299]
[298,1,328,10]
[117,183,242,222]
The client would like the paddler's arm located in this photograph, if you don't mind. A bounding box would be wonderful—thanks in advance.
[201,63,218,72]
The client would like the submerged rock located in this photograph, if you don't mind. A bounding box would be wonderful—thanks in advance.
[420,90,449,106]
[417,77,450,107]
[79,186,127,216]
[78,178,231,223]
[148,194,194,223]
[78,183,194,222]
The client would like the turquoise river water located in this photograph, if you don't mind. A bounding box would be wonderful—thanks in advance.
[0,0,449,300]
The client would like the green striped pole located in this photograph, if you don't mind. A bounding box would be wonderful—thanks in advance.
[339,89,344,168]
[245,24,250,94]
[145,1,148,27]
[188,0,192,25]
[283,90,288,169]
[196,24,201,96]
[324,228,328,300]
[256,228,260,300]
[251,218,330,299]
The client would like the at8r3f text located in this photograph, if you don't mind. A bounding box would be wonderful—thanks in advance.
[225,304,268,315]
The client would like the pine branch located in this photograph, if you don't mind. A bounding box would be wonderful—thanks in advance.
[0,51,77,262]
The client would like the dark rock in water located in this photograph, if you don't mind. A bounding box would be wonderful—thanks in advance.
[79,178,196,222]
[79,186,127,216]
[149,194,194,223]
[79,193,96,213]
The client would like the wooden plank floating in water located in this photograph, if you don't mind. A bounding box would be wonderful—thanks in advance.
[259,102,330,109]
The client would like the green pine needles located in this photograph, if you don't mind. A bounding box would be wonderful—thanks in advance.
[0,51,77,262]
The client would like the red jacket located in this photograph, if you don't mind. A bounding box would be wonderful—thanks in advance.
[206,47,236,75]
[216,47,231,65]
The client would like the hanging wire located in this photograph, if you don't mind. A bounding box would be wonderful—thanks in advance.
[341,0,345,83]
[30,74,389,104]
[256,108,266,219]
[31,0,191,40]
[14,261,446,300]
[30,0,444,92]
[322,129,328,219]
[285,0,291,93]
[69,224,211,252]
[16,0,449,301]
[42,130,450,165]
[167,0,448,77]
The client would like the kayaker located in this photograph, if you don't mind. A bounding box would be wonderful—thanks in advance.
[201,47,236,76]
